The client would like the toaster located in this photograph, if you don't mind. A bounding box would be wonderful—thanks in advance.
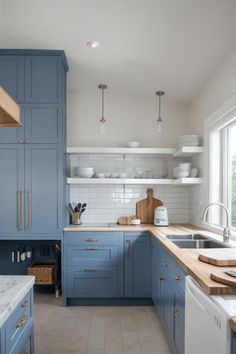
[154,206,169,226]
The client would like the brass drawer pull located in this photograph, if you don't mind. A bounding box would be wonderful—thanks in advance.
[21,300,29,308]
[16,315,28,328]
[159,275,165,281]
[21,350,29,354]
[163,262,168,268]
[84,268,97,272]
[85,247,98,250]
[85,238,98,242]
[174,309,180,317]
[175,275,181,281]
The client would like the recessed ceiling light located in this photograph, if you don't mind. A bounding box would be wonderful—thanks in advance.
[86,41,100,49]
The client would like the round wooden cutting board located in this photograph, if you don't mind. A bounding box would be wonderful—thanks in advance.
[211,269,236,287]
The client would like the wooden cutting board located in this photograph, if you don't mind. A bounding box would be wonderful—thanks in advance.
[136,188,162,224]
[198,249,236,266]
[211,269,236,287]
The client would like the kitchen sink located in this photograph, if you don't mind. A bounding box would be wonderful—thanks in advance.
[171,239,230,249]
[166,234,208,240]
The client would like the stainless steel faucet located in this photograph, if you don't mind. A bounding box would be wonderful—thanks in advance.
[203,202,231,243]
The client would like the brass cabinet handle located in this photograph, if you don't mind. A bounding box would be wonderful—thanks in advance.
[19,140,24,144]
[175,275,181,281]
[21,300,29,308]
[163,262,168,268]
[84,268,97,272]
[159,275,165,281]
[21,350,29,354]
[16,315,28,328]
[85,238,98,242]
[25,191,31,229]
[174,309,180,317]
[25,140,30,144]
[17,191,23,230]
[126,240,131,259]
[85,247,98,250]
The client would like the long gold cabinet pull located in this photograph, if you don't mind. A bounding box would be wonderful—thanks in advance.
[25,191,31,229]
[126,240,131,259]
[16,315,28,329]
[85,247,98,250]
[85,238,98,242]
[175,275,181,281]
[17,191,23,230]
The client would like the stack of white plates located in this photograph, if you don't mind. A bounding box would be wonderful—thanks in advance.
[177,135,200,148]
[74,167,94,178]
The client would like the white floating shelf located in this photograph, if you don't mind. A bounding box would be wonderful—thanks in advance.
[67,147,175,155]
[173,146,204,157]
[67,177,202,186]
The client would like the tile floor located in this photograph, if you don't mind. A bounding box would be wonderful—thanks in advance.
[35,293,171,354]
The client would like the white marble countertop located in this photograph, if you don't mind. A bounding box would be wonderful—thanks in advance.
[0,275,35,327]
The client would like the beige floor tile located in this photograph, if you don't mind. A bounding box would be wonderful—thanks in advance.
[34,294,170,354]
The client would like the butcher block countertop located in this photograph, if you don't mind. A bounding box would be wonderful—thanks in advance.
[64,223,236,297]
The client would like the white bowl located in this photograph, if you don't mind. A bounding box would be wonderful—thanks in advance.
[127,141,140,148]
[96,173,105,178]
[75,167,94,176]
[176,171,190,178]
[178,163,191,171]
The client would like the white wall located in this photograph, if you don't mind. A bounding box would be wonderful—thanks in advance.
[188,46,236,227]
[67,90,189,147]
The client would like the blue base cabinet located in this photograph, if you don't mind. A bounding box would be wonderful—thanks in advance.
[124,232,151,298]
[0,288,34,354]
[0,49,68,240]
[63,232,124,303]
[152,236,186,354]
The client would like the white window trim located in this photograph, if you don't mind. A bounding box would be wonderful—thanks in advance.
[203,94,236,240]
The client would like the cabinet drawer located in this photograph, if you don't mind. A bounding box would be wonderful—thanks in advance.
[65,232,122,246]
[66,245,119,266]
[6,291,32,353]
[67,266,119,297]
[11,320,34,354]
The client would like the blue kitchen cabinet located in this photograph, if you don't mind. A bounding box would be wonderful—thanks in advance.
[151,236,186,354]
[0,144,24,235]
[0,55,24,102]
[0,288,34,354]
[25,55,62,103]
[24,144,63,236]
[63,232,124,303]
[0,50,68,239]
[124,233,151,298]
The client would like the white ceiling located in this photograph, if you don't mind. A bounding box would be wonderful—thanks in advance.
[0,0,235,104]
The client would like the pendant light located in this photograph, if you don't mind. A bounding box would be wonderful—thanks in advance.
[98,84,108,134]
[155,90,165,133]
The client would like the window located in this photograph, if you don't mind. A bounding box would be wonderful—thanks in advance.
[209,116,236,230]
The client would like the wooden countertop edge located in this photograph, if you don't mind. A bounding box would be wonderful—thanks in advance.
[231,317,236,332]
[64,223,236,296]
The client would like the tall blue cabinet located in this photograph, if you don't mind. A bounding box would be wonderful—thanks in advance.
[0,50,68,240]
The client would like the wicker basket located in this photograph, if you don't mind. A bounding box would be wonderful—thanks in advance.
[27,260,55,285]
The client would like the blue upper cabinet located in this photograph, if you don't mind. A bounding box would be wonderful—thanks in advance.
[0,55,24,102]
[25,56,61,103]
[24,104,62,143]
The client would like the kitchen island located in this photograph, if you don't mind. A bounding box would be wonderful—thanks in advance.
[0,275,35,354]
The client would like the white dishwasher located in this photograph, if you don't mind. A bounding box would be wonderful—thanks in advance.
[185,276,236,354]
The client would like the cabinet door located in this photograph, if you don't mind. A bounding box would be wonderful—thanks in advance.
[0,55,24,102]
[24,144,63,235]
[0,144,24,234]
[162,272,174,341]
[124,234,151,297]
[173,288,185,354]
[25,56,61,103]
[24,104,62,143]
[151,239,159,306]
